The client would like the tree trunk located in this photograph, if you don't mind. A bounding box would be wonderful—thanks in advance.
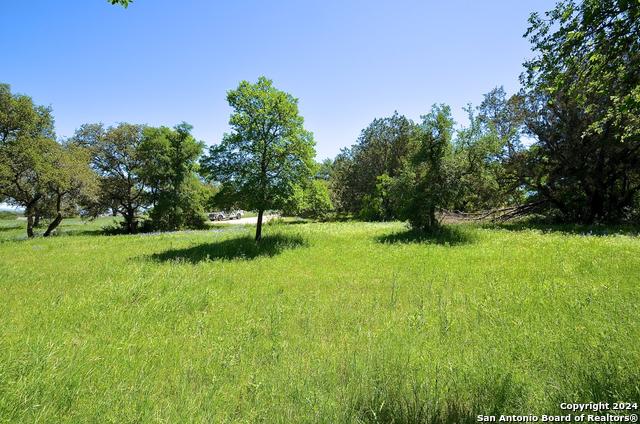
[43,214,63,237]
[33,215,41,228]
[26,214,35,238]
[255,209,264,242]
[24,198,40,238]
[125,204,136,234]
[126,212,135,234]
[44,193,64,237]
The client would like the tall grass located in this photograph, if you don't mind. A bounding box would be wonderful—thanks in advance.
[0,221,638,422]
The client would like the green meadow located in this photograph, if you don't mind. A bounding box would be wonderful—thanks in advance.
[0,219,639,422]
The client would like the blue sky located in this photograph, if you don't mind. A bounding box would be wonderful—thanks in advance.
[1,0,557,162]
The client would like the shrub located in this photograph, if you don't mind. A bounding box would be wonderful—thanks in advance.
[0,211,19,220]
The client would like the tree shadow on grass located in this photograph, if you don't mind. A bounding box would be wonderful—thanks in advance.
[377,225,476,247]
[487,221,640,237]
[150,233,308,264]
[0,224,23,233]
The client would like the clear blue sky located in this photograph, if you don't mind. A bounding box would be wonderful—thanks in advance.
[1,0,557,162]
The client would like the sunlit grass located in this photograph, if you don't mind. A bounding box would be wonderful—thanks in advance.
[0,221,638,422]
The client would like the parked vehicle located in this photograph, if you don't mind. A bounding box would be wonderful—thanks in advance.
[208,211,227,221]
[208,210,244,221]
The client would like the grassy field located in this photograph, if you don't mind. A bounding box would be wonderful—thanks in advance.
[0,219,639,422]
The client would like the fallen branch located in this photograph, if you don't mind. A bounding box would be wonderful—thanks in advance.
[444,201,548,223]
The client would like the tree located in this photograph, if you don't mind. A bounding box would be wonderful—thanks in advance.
[333,112,414,218]
[1,84,55,236]
[201,77,316,242]
[282,177,334,220]
[72,123,146,233]
[521,0,640,223]
[139,123,207,231]
[389,105,457,232]
[0,135,58,237]
[38,143,97,236]
[453,88,527,212]
[523,0,639,143]
[1,84,94,238]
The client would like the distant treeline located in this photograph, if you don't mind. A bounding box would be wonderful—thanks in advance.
[324,0,640,230]
[2,0,638,237]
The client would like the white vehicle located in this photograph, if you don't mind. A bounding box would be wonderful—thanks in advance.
[230,210,244,220]
[208,210,244,221]
[208,211,226,221]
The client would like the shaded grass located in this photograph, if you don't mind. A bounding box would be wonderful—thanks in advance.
[0,223,21,233]
[377,224,477,246]
[491,221,640,237]
[0,216,120,241]
[150,233,308,263]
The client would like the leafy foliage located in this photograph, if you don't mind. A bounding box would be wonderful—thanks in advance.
[521,0,640,223]
[201,77,316,241]
[139,123,207,231]
[523,0,640,143]
[453,88,527,212]
[72,123,146,233]
[108,0,131,8]
[0,211,18,220]
[0,83,94,237]
[282,177,334,220]
[333,112,413,218]
[390,104,457,232]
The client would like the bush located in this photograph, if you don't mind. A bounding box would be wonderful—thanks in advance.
[282,179,334,220]
[0,211,19,220]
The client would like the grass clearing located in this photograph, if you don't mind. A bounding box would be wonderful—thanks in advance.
[1,221,639,422]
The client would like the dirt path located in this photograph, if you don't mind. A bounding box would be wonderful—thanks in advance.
[209,214,279,225]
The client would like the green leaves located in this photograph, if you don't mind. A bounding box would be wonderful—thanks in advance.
[202,77,316,241]
[333,112,414,218]
[108,0,131,8]
[520,0,640,223]
[71,123,146,233]
[140,123,207,231]
[0,84,96,237]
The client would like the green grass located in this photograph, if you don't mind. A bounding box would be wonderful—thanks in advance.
[0,221,639,422]
[242,211,258,219]
[0,216,119,241]
[0,211,19,221]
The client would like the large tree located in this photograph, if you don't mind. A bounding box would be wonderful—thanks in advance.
[37,143,97,237]
[389,104,457,232]
[333,112,414,219]
[453,87,527,212]
[1,84,94,237]
[521,0,640,223]
[1,84,55,234]
[139,122,208,231]
[72,123,146,233]
[201,77,316,242]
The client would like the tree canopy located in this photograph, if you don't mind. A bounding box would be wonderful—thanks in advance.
[520,0,640,223]
[139,123,208,231]
[201,77,316,241]
[0,84,94,237]
[334,112,413,220]
[72,123,146,233]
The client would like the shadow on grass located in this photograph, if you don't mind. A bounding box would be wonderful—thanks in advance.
[150,233,308,264]
[377,225,476,247]
[487,222,640,237]
[326,212,359,223]
[0,224,23,232]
